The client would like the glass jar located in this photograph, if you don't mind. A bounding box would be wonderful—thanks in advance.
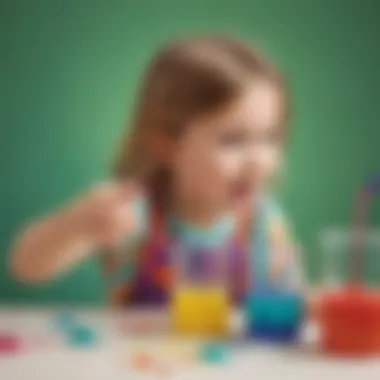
[318,226,380,355]
[170,244,231,338]
[244,245,305,343]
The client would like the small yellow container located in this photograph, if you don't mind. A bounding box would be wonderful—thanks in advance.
[171,285,230,338]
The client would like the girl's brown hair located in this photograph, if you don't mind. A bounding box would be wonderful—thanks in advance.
[115,35,287,205]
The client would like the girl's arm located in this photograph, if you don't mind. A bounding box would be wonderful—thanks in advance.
[10,182,141,283]
[10,204,95,283]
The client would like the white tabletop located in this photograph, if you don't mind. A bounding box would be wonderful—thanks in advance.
[0,307,379,380]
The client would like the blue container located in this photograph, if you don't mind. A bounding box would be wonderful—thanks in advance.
[245,287,304,343]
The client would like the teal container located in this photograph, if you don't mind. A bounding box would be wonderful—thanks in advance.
[245,287,304,343]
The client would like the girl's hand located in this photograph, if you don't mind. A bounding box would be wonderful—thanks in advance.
[68,181,141,246]
[10,181,143,283]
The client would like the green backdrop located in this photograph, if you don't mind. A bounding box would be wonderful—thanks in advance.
[2,0,379,305]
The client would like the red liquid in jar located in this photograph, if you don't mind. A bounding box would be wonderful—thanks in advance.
[320,286,380,356]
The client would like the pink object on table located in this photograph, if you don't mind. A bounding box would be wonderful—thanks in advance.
[0,333,23,355]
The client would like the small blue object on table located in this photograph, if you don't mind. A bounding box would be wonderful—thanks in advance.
[199,342,229,365]
[245,286,304,343]
[53,312,97,347]
[67,325,98,347]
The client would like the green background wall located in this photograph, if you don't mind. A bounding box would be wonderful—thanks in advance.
[2,0,379,305]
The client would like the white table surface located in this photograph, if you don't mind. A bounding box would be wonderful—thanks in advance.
[0,307,379,380]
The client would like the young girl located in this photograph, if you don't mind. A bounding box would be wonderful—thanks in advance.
[11,35,303,308]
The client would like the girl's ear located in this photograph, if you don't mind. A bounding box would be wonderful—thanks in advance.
[146,132,178,165]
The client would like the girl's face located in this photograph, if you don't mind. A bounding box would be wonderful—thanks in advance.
[171,80,283,211]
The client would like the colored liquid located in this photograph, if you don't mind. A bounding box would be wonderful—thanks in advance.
[245,288,304,343]
[320,288,380,356]
[171,286,230,337]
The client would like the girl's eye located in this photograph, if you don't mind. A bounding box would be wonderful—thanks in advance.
[219,130,247,147]
[257,134,274,145]
[218,126,281,147]
[255,127,280,145]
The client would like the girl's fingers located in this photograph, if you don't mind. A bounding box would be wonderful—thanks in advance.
[117,180,143,201]
[117,204,135,231]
